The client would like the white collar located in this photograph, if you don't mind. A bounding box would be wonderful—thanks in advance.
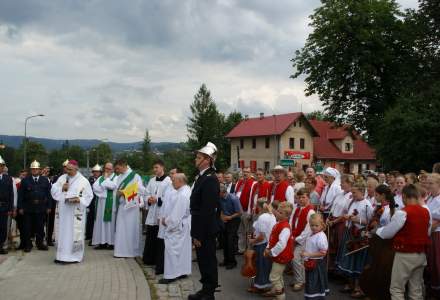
[199,167,209,176]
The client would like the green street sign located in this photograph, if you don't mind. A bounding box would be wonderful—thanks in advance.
[280,159,294,167]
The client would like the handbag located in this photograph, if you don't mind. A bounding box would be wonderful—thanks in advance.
[304,259,318,271]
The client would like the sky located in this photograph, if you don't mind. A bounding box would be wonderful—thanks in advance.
[0,0,419,143]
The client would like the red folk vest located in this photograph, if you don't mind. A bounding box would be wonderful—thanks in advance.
[239,178,255,211]
[271,180,289,202]
[268,220,294,264]
[249,181,271,213]
[393,204,430,253]
[291,205,314,238]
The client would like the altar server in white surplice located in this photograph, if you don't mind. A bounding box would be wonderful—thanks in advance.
[51,160,93,264]
[159,173,192,284]
[92,162,118,249]
[113,159,145,258]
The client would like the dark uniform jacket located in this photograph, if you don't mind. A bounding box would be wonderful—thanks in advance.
[0,174,14,213]
[18,176,51,213]
[190,167,221,241]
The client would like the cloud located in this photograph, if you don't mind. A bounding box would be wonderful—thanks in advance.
[0,0,419,142]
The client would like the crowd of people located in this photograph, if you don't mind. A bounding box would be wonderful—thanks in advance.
[214,163,440,300]
[1,147,440,300]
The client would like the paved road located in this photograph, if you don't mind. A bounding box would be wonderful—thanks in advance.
[0,246,150,300]
[191,250,352,300]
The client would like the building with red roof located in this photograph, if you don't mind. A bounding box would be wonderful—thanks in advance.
[226,112,376,173]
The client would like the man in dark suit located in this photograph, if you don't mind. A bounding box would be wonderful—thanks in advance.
[18,160,51,252]
[188,142,221,300]
[224,172,236,194]
[0,156,14,254]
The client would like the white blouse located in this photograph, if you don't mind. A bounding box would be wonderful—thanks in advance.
[346,199,374,229]
[330,191,352,217]
[427,195,440,233]
[394,193,404,210]
[253,213,277,245]
[379,205,392,227]
[304,231,328,260]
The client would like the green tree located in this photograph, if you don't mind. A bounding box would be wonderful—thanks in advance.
[91,143,113,165]
[141,129,153,173]
[291,0,414,142]
[375,82,440,172]
[187,84,226,171]
[305,110,331,121]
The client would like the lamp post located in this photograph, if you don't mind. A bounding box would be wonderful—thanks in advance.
[24,114,44,169]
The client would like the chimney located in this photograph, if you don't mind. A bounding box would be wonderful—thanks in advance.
[245,114,249,120]
[259,112,264,119]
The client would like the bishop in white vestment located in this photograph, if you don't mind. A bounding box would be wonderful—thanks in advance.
[114,160,144,258]
[161,174,192,283]
[50,160,93,263]
[92,162,118,248]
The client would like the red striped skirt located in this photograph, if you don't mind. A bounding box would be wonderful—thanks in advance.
[428,231,440,291]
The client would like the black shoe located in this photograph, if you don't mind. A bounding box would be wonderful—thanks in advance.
[218,261,226,267]
[159,278,177,284]
[226,263,237,270]
[188,290,204,300]
[155,271,164,275]
[106,245,114,250]
[0,248,8,255]
[178,274,188,279]
[94,244,106,250]
[24,248,32,253]
[54,259,62,264]
[188,291,214,300]
[37,244,48,251]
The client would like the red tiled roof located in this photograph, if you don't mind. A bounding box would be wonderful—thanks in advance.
[309,120,375,161]
[226,112,308,138]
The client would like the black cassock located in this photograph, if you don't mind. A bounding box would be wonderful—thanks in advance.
[190,167,221,298]
[0,174,14,253]
[85,176,98,241]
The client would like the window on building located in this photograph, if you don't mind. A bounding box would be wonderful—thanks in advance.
[250,160,257,172]
[240,138,244,149]
[264,161,270,172]
[265,137,270,149]
[299,121,302,127]
[293,121,297,127]
[252,138,256,149]
[358,163,362,173]
[289,138,295,149]
[366,163,370,170]
[345,143,351,151]
[300,138,305,149]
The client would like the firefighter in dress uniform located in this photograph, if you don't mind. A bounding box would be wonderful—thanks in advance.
[18,160,52,252]
[188,142,221,300]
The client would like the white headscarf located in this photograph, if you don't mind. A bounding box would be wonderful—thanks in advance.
[320,167,342,211]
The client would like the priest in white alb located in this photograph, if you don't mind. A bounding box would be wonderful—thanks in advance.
[51,160,93,264]
[159,173,192,284]
[92,162,118,249]
[113,159,145,258]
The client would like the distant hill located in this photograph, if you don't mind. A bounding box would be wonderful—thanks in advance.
[0,135,182,153]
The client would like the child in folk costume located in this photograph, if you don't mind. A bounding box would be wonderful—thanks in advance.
[248,199,276,294]
[327,174,353,271]
[290,188,315,292]
[376,184,431,300]
[302,213,329,300]
[335,179,373,298]
[426,173,440,297]
[263,201,294,299]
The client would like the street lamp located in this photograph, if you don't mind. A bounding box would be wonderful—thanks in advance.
[24,114,44,169]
